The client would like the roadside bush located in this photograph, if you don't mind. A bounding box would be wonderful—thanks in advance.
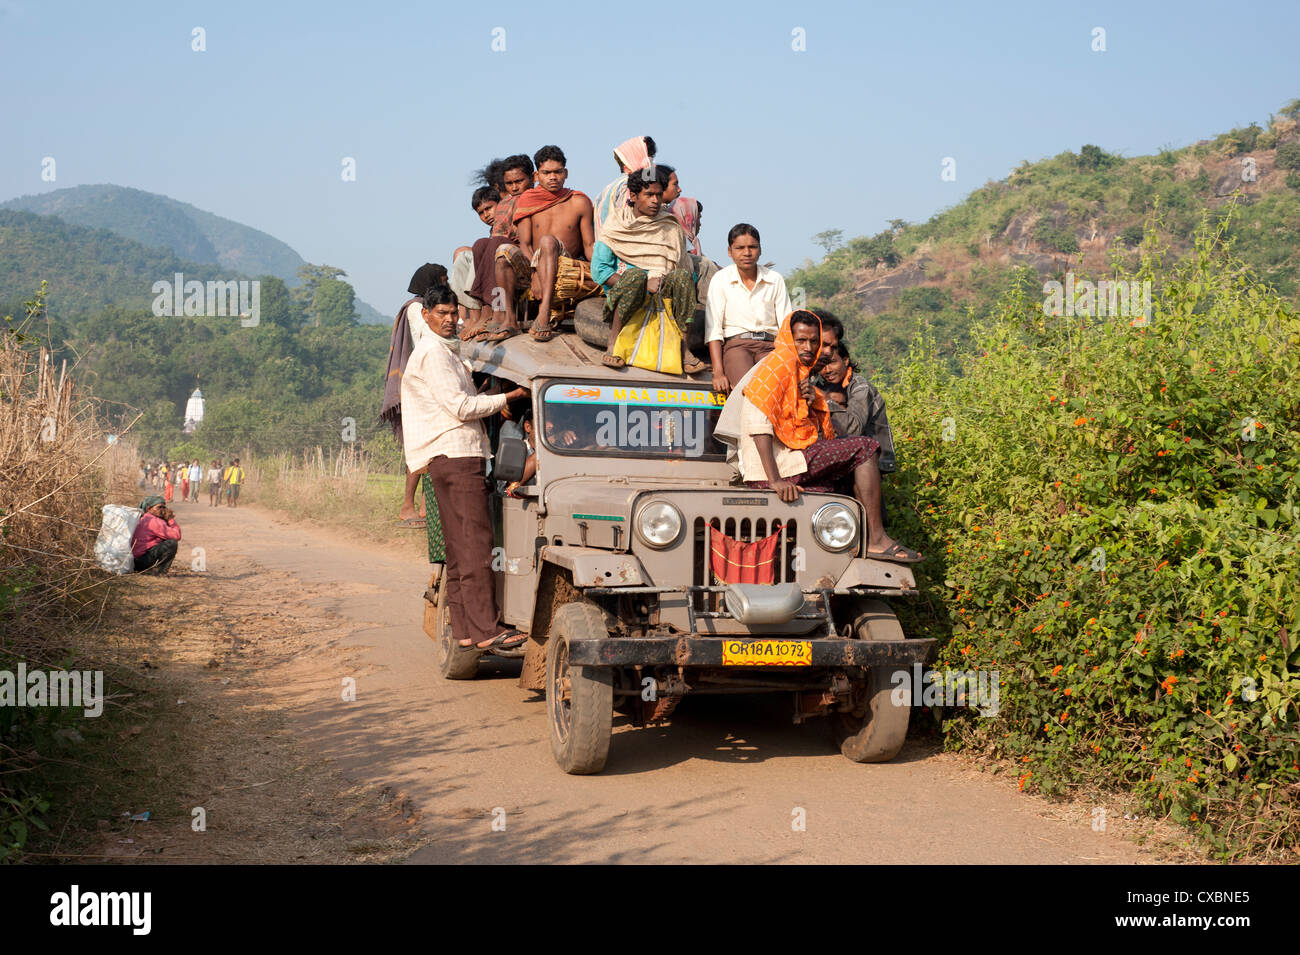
[883,214,1300,859]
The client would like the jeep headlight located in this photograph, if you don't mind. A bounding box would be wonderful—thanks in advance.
[812,502,858,552]
[635,500,683,548]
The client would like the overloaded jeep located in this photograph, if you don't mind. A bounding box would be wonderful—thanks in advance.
[421,315,935,774]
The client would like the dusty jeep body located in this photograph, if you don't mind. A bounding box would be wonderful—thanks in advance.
[423,331,935,774]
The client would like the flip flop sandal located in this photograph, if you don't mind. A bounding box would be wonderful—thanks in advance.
[396,517,427,528]
[483,324,521,342]
[471,628,526,650]
[530,324,558,342]
[600,352,626,368]
[866,542,924,564]
[682,356,708,374]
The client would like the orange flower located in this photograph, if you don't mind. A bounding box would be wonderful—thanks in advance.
[1052,664,1063,675]
[1155,560,1169,571]
[1073,416,1088,426]
[1063,688,1073,696]
[1033,624,1045,633]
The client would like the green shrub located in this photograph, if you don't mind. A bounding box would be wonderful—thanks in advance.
[1120,224,1145,247]
[1276,143,1300,171]
[1034,220,1079,254]
[884,214,1300,859]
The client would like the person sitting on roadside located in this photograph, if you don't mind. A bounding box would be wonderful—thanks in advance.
[815,338,897,473]
[400,284,530,651]
[705,223,793,395]
[131,496,182,574]
[593,164,705,374]
[483,145,596,343]
[728,309,920,564]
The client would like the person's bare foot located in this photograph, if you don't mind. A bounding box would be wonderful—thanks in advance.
[399,503,420,522]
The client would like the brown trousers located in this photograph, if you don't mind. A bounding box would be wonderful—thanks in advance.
[426,455,500,646]
[722,336,775,387]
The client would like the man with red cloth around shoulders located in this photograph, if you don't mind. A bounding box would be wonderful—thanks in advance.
[485,144,595,343]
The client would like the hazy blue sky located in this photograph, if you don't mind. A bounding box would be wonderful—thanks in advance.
[2,0,1297,313]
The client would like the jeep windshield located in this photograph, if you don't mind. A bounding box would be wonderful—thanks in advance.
[540,381,726,460]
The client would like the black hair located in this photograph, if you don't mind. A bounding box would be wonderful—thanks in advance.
[502,153,534,179]
[727,223,761,246]
[471,186,499,211]
[657,163,675,176]
[834,341,850,360]
[809,308,843,342]
[473,158,506,193]
[533,145,566,169]
[644,136,657,159]
[408,262,448,296]
[422,284,458,309]
[789,309,821,332]
[626,164,672,195]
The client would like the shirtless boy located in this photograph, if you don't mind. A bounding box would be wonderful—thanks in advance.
[485,145,595,342]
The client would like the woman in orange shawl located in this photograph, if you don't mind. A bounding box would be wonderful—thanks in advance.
[742,310,921,563]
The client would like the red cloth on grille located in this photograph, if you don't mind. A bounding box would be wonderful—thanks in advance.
[709,525,780,585]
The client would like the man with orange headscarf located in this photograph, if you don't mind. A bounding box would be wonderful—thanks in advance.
[731,310,920,563]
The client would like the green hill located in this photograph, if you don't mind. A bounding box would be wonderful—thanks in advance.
[0,185,387,324]
[792,98,1300,375]
[0,209,240,322]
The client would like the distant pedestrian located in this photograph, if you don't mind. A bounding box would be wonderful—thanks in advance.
[163,468,174,503]
[188,460,202,502]
[208,459,223,507]
[224,458,245,508]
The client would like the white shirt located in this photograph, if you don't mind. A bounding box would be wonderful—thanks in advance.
[704,264,794,343]
[189,465,201,481]
[407,301,432,349]
[400,334,506,470]
[714,366,808,481]
[207,467,221,483]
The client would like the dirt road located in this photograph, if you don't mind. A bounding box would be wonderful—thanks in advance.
[168,502,1167,864]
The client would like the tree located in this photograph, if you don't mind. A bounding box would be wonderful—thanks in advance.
[812,229,844,255]
[887,218,908,234]
[1077,144,1118,171]
[294,263,349,325]
[313,277,357,327]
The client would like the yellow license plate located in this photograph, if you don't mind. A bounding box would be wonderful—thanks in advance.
[721,640,812,666]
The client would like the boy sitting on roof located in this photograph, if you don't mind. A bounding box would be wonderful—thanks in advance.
[460,153,535,340]
[483,145,596,343]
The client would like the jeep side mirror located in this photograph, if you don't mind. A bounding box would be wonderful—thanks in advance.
[495,435,528,484]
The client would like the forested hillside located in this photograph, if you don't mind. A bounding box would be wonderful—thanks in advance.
[1,213,394,463]
[0,186,387,323]
[793,99,1300,376]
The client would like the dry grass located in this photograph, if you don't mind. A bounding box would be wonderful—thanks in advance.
[245,446,426,554]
